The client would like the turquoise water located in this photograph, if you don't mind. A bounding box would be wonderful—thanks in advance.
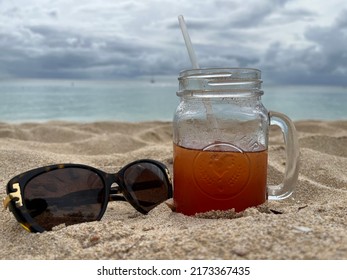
[262,85,347,121]
[0,78,346,122]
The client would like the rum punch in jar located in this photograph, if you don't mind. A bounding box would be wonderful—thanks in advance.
[173,68,300,215]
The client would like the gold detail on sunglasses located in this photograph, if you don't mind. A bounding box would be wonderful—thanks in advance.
[20,223,31,232]
[3,183,23,210]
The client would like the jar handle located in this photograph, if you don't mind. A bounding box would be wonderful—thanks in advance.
[267,111,300,200]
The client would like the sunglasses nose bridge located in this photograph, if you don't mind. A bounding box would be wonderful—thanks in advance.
[107,174,127,201]
[104,173,119,188]
[110,182,120,193]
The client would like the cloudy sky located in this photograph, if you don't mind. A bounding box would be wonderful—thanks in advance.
[1,0,347,85]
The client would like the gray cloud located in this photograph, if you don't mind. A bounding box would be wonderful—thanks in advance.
[0,0,346,85]
[260,9,347,85]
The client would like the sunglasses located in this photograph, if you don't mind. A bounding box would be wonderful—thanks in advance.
[3,159,172,233]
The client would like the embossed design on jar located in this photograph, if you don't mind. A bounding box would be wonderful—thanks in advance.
[193,143,251,200]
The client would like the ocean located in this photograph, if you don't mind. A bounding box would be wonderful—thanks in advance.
[0,77,346,123]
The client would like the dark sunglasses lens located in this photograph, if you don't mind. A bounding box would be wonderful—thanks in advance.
[23,167,105,231]
[123,163,170,212]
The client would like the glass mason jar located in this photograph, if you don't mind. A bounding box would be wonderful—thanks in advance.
[173,68,299,215]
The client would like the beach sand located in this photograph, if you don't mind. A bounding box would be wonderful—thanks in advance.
[0,120,346,260]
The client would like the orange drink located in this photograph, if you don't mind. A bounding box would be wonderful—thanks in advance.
[173,143,268,215]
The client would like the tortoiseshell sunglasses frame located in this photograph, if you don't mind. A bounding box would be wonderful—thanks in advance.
[3,160,172,233]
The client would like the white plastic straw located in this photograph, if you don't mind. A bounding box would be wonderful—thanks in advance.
[178,15,200,69]
[178,15,219,133]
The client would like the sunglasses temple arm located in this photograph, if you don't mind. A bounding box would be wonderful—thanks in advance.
[109,194,127,202]
[108,189,158,206]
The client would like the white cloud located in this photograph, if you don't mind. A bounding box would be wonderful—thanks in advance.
[0,0,346,85]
